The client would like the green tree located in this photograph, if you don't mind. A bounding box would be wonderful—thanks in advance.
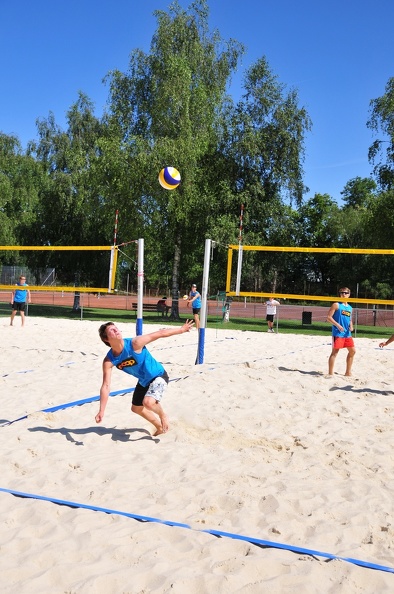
[27,93,111,285]
[296,193,342,292]
[367,77,394,190]
[0,132,43,261]
[105,0,245,316]
[213,57,311,293]
[340,176,377,209]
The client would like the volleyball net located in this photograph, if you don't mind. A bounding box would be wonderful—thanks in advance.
[225,244,394,307]
[0,245,119,294]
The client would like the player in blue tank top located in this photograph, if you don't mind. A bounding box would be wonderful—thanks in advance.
[96,319,194,435]
[327,287,355,376]
[10,275,31,327]
[187,283,201,329]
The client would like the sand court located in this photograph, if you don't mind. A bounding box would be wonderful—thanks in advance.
[1,317,394,592]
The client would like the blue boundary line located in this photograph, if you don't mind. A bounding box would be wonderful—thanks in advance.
[0,387,135,427]
[1,376,196,427]
[0,487,393,574]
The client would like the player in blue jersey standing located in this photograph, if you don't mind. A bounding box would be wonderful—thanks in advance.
[10,275,31,327]
[187,283,201,329]
[96,319,194,435]
[327,287,355,376]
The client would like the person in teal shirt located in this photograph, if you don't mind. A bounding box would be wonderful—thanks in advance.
[96,319,194,436]
[187,283,201,329]
[10,275,31,327]
[327,287,355,376]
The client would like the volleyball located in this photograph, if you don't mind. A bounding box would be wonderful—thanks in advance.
[158,167,181,190]
[182,295,188,300]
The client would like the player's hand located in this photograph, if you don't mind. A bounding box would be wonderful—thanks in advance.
[183,319,194,332]
[95,412,103,423]
[379,341,386,348]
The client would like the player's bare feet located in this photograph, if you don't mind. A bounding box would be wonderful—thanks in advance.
[153,414,169,436]
[160,413,169,433]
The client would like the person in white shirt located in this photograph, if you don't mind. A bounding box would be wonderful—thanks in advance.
[265,297,280,332]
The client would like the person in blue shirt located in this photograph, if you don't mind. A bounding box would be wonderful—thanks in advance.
[187,283,201,329]
[327,287,355,376]
[10,275,31,327]
[96,319,194,436]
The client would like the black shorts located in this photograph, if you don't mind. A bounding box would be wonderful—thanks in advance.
[266,314,274,322]
[12,302,26,312]
[132,371,169,406]
[192,307,200,315]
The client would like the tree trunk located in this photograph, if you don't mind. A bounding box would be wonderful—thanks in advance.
[169,227,182,320]
[72,273,81,311]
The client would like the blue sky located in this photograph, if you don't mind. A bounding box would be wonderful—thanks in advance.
[1,0,393,203]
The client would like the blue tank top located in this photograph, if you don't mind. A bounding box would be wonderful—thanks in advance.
[332,302,352,338]
[190,290,201,308]
[107,338,165,387]
[14,283,28,302]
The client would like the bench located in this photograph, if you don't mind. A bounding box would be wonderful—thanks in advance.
[131,302,171,318]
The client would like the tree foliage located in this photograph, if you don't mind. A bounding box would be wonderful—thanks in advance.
[367,77,394,190]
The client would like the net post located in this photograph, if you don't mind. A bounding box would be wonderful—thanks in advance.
[196,238,211,365]
[136,238,144,336]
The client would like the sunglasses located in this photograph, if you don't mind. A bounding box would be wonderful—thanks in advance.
[339,291,350,294]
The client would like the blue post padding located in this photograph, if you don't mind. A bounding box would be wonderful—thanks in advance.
[0,487,393,574]
[136,317,143,336]
[196,327,205,365]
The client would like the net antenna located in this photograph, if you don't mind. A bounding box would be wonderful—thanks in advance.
[108,210,120,292]
[235,204,244,296]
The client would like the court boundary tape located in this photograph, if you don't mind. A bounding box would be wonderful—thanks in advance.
[0,487,393,574]
[1,376,196,427]
[0,387,135,427]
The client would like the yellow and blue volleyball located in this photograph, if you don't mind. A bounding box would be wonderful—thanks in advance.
[158,167,181,190]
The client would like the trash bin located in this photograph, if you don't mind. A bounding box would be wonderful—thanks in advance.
[302,311,312,325]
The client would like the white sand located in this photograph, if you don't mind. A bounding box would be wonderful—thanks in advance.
[1,317,394,593]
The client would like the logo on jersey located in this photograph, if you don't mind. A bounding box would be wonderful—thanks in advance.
[117,357,137,370]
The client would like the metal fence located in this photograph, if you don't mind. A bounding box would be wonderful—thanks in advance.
[0,266,55,286]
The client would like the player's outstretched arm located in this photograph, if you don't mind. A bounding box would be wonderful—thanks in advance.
[133,320,194,351]
[95,358,113,423]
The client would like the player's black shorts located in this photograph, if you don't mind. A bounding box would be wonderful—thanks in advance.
[132,371,169,406]
[192,307,200,315]
[12,302,26,312]
[266,314,274,322]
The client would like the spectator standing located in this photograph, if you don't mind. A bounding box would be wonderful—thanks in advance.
[265,297,280,333]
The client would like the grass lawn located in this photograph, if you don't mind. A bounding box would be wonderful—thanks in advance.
[1,301,393,340]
